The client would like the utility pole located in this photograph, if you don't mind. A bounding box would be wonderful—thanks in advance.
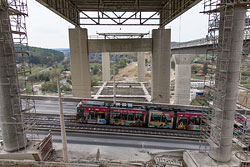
[57,77,69,162]
[113,67,116,104]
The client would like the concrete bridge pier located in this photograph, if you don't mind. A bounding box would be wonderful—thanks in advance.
[69,28,91,98]
[137,52,146,82]
[173,54,195,105]
[209,4,247,162]
[0,4,27,151]
[102,52,110,82]
[151,29,171,103]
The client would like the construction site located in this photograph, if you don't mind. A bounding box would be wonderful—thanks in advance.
[0,0,250,166]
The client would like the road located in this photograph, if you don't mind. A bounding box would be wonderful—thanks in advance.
[31,100,77,114]
[33,131,204,162]
[31,100,250,127]
[37,131,202,150]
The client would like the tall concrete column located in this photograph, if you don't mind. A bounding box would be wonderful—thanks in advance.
[69,28,91,98]
[0,3,27,152]
[173,54,195,105]
[151,29,171,103]
[137,52,145,82]
[102,52,110,82]
[209,5,247,162]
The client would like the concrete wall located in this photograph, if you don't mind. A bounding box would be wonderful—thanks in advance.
[88,38,152,53]
[101,88,145,95]
[151,29,171,103]
[0,160,98,167]
[98,97,146,102]
[69,28,91,98]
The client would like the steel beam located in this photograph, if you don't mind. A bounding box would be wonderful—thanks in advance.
[160,0,201,27]
[35,0,202,26]
[36,0,80,26]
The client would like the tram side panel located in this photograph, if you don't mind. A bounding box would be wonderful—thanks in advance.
[76,106,108,124]
[175,113,202,130]
[148,110,175,129]
[109,107,146,127]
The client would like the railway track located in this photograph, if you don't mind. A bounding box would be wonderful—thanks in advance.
[24,113,201,140]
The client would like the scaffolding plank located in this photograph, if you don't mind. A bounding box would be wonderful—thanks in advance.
[22,106,35,113]
[11,31,26,35]
[8,7,27,16]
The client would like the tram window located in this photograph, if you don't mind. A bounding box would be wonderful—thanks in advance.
[135,114,144,121]
[112,112,121,119]
[78,109,84,115]
[96,112,105,119]
[151,114,161,122]
[162,115,172,123]
[189,118,200,125]
[122,113,128,120]
[176,117,188,129]
[178,117,188,124]
[89,110,95,119]
[128,113,134,121]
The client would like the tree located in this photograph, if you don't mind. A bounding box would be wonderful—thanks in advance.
[92,64,100,75]
[118,58,127,68]
[203,62,208,75]
[41,80,57,92]
[171,60,175,69]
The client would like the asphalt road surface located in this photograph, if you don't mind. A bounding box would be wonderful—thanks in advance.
[37,131,202,150]
[31,100,77,115]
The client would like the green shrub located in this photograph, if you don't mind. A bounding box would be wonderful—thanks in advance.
[242,71,250,76]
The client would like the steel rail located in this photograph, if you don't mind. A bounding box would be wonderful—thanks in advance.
[24,113,201,141]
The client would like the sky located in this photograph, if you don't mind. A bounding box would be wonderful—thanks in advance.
[26,0,208,49]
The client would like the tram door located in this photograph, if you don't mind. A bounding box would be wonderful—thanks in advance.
[87,110,107,124]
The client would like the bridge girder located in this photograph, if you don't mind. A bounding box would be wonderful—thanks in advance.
[36,0,80,26]
[160,0,201,27]
[36,0,201,27]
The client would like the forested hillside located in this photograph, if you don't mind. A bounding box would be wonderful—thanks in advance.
[16,46,64,66]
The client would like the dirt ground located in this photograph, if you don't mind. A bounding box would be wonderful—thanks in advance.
[238,91,250,108]
[115,62,153,82]
[114,62,174,82]
[115,62,137,82]
[114,62,249,108]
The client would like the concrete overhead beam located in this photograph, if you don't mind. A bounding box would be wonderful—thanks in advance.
[171,39,250,55]
[171,46,211,55]
[94,86,142,89]
[88,39,152,53]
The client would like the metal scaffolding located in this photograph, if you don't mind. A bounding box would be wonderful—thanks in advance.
[7,0,38,140]
[200,0,250,163]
